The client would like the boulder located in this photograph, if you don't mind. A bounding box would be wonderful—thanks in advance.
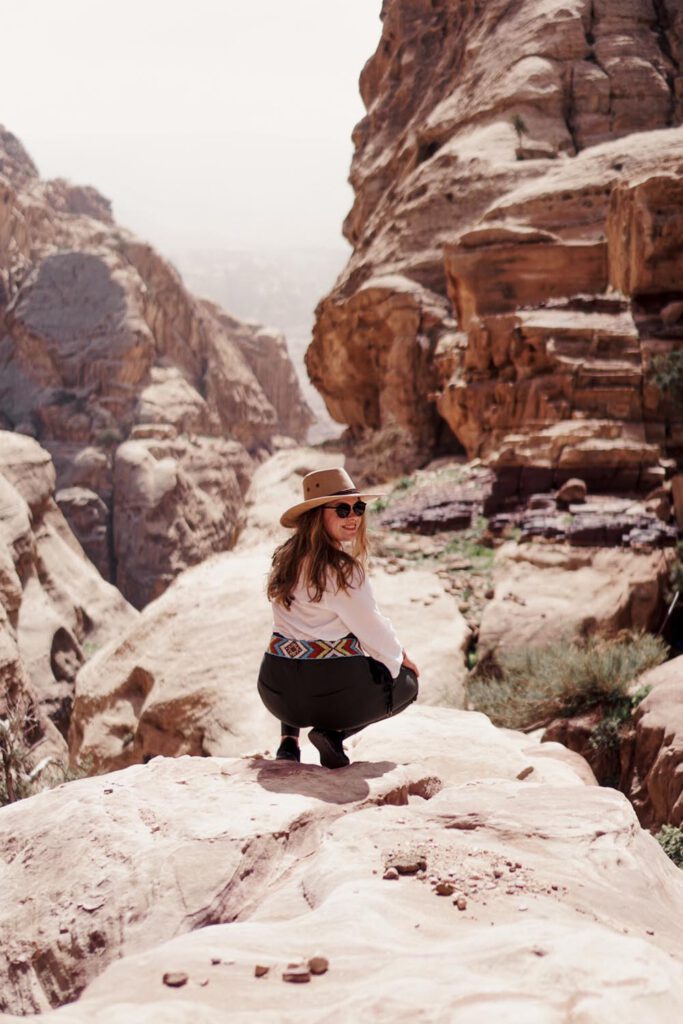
[2,706,683,1021]
[627,657,683,829]
[478,541,673,658]
[556,477,587,505]
[112,436,252,608]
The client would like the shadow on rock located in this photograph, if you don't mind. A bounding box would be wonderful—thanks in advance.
[252,757,397,805]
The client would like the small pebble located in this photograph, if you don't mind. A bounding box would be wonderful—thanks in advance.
[210,958,221,966]
[254,965,270,978]
[308,956,329,975]
[531,947,547,957]
[517,904,528,912]
[163,972,188,988]
[493,868,504,879]
[283,965,311,984]
[454,896,468,911]
[394,858,427,875]
[435,880,455,896]
[383,867,399,881]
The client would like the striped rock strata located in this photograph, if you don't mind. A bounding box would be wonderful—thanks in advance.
[309,0,683,489]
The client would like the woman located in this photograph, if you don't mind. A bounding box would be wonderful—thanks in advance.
[257,467,419,769]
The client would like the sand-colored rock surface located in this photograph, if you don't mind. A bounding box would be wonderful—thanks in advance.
[2,706,683,1022]
[309,0,683,479]
[628,655,683,828]
[0,433,136,741]
[478,540,673,657]
[0,127,311,606]
[70,449,470,770]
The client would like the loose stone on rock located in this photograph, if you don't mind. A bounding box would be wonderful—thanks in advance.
[162,972,188,988]
[308,956,329,975]
[283,964,311,983]
[435,880,455,896]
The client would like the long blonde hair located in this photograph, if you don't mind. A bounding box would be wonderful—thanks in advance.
[267,506,368,608]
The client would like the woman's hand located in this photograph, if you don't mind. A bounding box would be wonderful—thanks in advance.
[402,650,420,677]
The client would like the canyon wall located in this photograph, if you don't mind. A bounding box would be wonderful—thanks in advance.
[309,0,683,487]
[0,127,312,606]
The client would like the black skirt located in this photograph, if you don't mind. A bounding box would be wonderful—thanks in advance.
[257,649,418,733]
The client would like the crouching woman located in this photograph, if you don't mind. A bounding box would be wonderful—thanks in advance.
[257,467,419,769]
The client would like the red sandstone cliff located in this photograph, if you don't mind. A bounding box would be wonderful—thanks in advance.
[308,0,683,490]
[0,127,312,606]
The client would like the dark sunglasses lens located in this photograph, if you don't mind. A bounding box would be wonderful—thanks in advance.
[328,501,367,518]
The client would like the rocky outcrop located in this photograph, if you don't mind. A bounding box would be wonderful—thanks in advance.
[0,127,312,606]
[626,656,683,828]
[2,706,683,1021]
[0,433,136,741]
[69,448,470,770]
[478,540,674,658]
[309,0,683,483]
[540,655,683,829]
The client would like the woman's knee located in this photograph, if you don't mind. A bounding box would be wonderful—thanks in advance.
[393,666,418,711]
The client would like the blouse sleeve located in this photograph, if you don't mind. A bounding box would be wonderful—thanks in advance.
[324,570,403,678]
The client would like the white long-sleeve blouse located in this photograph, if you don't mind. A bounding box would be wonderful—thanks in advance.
[271,568,403,678]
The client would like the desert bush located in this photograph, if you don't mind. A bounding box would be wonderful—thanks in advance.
[650,349,683,410]
[94,426,123,449]
[467,632,667,731]
[0,702,90,807]
[655,825,683,868]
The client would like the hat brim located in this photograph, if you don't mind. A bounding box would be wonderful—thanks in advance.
[280,491,385,528]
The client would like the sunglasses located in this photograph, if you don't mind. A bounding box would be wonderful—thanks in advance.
[323,500,367,519]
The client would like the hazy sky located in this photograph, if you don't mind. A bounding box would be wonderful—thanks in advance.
[1,0,383,253]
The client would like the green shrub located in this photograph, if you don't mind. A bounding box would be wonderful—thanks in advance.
[650,350,683,410]
[655,825,683,868]
[94,427,123,449]
[467,632,666,731]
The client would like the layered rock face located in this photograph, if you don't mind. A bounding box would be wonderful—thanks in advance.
[309,0,683,485]
[2,707,683,1021]
[0,433,136,746]
[0,127,312,606]
[478,540,674,658]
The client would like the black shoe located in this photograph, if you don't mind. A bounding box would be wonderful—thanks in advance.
[309,729,349,769]
[275,737,300,762]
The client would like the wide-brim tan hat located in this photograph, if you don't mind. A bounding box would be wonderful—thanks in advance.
[280,467,385,528]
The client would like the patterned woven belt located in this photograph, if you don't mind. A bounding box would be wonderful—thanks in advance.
[268,632,364,659]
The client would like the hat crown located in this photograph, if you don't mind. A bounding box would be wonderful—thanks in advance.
[302,468,358,501]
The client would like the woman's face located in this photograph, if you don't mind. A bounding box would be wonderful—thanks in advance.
[322,501,364,545]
